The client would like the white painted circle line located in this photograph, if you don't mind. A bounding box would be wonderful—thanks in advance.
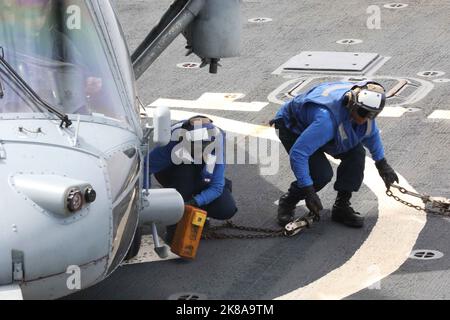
[336,39,363,45]
[275,160,426,300]
[248,17,273,23]
[268,75,434,108]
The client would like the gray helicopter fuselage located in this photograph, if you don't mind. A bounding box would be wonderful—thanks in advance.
[0,0,143,299]
[0,0,241,300]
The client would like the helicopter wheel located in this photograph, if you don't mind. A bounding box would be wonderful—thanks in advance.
[124,227,142,261]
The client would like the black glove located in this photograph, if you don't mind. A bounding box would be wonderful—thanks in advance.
[185,198,199,207]
[300,186,323,214]
[375,158,399,189]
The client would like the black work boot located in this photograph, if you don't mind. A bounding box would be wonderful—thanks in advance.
[331,191,364,228]
[277,192,300,226]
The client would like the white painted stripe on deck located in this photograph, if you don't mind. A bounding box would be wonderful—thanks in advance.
[428,110,450,119]
[145,108,426,300]
[379,106,408,117]
[145,108,278,141]
[274,199,305,207]
[149,93,268,112]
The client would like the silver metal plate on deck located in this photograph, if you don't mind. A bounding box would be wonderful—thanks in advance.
[120,235,179,266]
[282,51,380,72]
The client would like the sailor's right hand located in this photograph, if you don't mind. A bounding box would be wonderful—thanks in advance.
[301,186,323,214]
[375,158,399,189]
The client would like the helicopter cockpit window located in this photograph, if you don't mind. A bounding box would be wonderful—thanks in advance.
[0,0,130,125]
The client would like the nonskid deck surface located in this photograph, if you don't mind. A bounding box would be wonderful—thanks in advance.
[69,0,450,300]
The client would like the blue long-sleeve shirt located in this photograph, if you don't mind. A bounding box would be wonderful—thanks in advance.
[145,141,226,207]
[281,104,385,187]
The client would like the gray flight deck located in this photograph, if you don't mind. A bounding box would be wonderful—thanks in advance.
[69,0,450,300]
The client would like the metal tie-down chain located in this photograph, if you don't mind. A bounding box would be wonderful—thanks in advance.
[202,184,450,241]
[201,212,320,240]
[386,185,450,217]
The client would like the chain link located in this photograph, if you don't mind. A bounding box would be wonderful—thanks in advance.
[202,220,286,240]
[201,213,320,240]
[386,185,450,217]
[203,186,449,241]
[385,189,425,212]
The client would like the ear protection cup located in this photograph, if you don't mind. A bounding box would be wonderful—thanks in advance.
[347,89,359,113]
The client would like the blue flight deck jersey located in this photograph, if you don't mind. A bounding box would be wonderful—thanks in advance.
[144,121,226,207]
[274,81,385,187]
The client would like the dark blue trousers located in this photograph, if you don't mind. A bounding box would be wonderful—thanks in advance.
[155,164,237,220]
[274,120,365,197]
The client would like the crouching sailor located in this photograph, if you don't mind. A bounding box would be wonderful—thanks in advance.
[145,115,237,241]
[270,81,399,228]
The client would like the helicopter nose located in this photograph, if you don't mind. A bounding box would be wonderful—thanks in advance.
[0,143,112,284]
[0,117,142,297]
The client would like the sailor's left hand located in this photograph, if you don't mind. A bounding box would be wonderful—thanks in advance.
[375,158,399,189]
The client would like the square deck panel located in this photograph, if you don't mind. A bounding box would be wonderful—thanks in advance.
[282,51,380,72]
